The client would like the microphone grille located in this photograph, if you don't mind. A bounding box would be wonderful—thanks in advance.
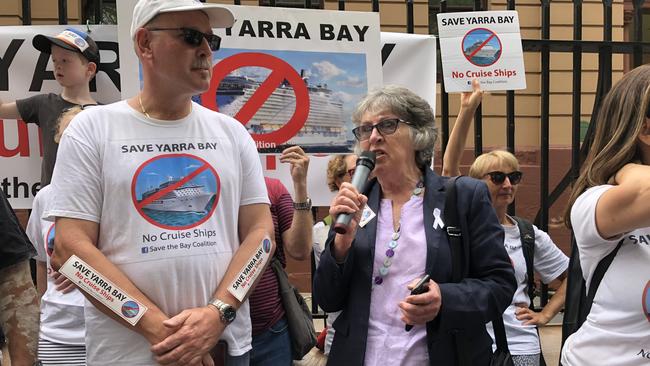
[358,151,376,170]
[360,150,376,162]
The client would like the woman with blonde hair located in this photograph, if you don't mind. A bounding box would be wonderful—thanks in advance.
[467,150,568,366]
[443,81,568,366]
[562,64,650,365]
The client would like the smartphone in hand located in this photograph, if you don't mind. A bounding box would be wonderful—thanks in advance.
[405,274,431,331]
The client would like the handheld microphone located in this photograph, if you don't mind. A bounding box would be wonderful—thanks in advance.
[333,151,376,235]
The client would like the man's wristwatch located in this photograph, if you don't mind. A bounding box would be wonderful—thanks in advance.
[293,197,312,210]
[208,299,236,325]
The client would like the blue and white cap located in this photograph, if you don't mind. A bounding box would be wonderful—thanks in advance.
[32,28,100,65]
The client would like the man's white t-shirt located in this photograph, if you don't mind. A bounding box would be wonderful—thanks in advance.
[27,185,85,345]
[562,185,650,365]
[486,216,568,355]
[46,101,269,365]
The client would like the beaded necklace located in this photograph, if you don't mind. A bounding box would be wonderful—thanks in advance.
[373,179,424,286]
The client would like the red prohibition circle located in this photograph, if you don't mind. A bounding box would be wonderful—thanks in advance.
[130,153,221,231]
[202,52,310,145]
[461,28,502,67]
[641,281,650,322]
[46,223,55,257]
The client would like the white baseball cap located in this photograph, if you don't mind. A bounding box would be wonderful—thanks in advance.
[130,0,235,39]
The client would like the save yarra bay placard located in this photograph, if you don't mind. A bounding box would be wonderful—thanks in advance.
[437,11,526,92]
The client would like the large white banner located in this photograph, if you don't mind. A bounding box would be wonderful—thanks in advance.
[1,25,435,208]
[0,25,120,209]
[118,2,382,154]
[266,33,437,206]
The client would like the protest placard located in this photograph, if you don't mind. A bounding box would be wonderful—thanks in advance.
[437,11,526,92]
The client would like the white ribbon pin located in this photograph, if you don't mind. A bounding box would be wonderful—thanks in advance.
[433,208,445,230]
[359,205,376,227]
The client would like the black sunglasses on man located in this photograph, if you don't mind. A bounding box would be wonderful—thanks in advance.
[147,27,221,52]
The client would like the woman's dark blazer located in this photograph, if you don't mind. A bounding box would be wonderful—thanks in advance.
[313,168,516,366]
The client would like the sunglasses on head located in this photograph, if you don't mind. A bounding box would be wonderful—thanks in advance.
[147,27,221,52]
[352,118,413,141]
[485,171,523,185]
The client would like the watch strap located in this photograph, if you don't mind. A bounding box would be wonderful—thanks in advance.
[293,197,312,210]
[208,299,236,325]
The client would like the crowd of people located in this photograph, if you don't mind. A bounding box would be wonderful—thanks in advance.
[1,0,649,365]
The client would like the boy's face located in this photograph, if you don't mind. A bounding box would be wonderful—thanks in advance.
[50,45,94,87]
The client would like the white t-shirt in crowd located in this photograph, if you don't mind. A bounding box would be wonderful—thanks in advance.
[27,185,85,345]
[487,216,568,355]
[562,185,650,365]
[45,101,269,365]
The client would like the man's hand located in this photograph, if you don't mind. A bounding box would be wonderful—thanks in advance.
[399,279,442,326]
[52,271,76,294]
[151,306,224,366]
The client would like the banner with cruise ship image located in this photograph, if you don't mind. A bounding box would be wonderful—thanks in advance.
[117,2,382,154]
[437,11,526,92]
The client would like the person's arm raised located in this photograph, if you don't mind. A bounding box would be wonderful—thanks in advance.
[596,163,650,238]
[441,79,483,177]
[280,146,313,260]
[0,99,21,120]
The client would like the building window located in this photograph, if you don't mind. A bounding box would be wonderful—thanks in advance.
[82,0,117,25]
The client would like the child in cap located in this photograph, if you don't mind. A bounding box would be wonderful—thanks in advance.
[0,28,100,187]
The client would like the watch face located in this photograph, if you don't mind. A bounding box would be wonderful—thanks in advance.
[223,306,236,323]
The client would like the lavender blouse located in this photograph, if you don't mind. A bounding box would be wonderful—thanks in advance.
[364,196,430,365]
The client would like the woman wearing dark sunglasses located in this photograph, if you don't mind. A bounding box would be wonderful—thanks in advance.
[314,85,516,366]
[562,65,650,365]
[468,151,568,366]
[443,80,568,366]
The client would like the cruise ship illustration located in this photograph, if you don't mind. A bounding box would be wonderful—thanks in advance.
[465,40,500,59]
[216,71,347,146]
[140,179,213,212]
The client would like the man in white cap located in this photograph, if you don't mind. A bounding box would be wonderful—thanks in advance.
[47,1,274,365]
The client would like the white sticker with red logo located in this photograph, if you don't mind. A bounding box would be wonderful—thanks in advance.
[228,236,273,302]
[59,255,148,326]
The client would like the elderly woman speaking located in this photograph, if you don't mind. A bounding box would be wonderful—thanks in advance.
[314,86,516,366]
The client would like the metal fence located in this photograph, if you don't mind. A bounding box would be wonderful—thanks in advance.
[21,0,650,315]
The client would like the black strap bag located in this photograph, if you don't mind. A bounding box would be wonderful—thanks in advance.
[271,257,317,360]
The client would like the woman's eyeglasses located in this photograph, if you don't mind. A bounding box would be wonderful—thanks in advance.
[485,171,523,185]
[147,27,222,52]
[352,118,413,141]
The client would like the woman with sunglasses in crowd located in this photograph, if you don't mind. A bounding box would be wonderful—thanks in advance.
[561,65,650,365]
[313,85,516,365]
[443,81,568,366]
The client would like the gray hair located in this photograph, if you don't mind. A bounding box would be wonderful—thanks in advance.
[352,85,437,169]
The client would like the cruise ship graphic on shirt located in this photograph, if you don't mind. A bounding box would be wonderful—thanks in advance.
[140,179,213,212]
